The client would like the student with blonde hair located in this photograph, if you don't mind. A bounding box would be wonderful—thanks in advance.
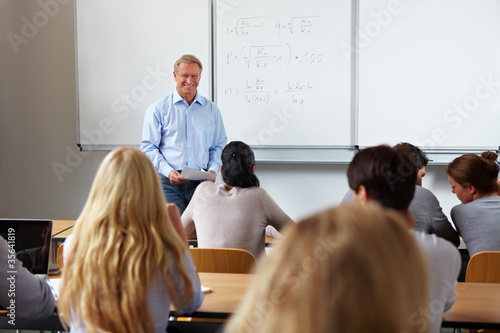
[447,151,500,258]
[224,204,429,333]
[58,147,203,333]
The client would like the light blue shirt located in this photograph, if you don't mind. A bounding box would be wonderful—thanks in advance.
[141,90,227,177]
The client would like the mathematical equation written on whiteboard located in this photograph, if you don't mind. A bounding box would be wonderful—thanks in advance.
[219,14,330,112]
[225,44,323,70]
[226,16,320,36]
[223,77,312,109]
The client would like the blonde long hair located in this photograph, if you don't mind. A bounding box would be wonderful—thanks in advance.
[58,147,193,332]
[224,204,429,333]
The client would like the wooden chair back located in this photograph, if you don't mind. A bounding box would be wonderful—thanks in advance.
[465,251,500,283]
[189,248,257,274]
[56,243,64,268]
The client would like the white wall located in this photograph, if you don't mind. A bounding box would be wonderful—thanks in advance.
[0,0,461,223]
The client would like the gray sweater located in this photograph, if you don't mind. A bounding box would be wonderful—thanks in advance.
[0,237,55,320]
[451,195,500,257]
[181,183,293,258]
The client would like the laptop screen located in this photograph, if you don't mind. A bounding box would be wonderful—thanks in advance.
[0,219,52,276]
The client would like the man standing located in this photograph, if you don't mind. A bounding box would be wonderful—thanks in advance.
[141,55,227,214]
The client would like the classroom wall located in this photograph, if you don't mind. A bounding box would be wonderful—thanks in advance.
[0,0,461,223]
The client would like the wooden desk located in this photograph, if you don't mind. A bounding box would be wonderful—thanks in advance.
[3,279,500,330]
[442,282,500,329]
[171,272,253,319]
[51,220,75,238]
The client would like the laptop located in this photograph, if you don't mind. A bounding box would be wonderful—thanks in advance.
[0,219,53,278]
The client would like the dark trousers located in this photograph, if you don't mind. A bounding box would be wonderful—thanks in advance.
[160,173,200,215]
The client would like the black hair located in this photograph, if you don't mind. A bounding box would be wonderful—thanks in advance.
[395,142,429,170]
[221,141,260,188]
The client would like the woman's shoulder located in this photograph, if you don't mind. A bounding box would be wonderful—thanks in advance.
[235,186,268,196]
[452,196,500,218]
[196,181,220,193]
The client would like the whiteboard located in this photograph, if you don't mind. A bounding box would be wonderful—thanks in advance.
[358,0,500,150]
[76,0,211,150]
[215,0,352,146]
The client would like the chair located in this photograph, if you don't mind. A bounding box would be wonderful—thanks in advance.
[189,248,257,274]
[465,251,500,283]
[56,243,64,268]
[462,252,500,333]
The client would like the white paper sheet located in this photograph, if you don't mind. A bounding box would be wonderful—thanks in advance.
[180,166,216,181]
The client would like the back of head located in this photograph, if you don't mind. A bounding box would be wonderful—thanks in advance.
[447,152,499,195]
[58,147,192,332]
[224,204,429,333]
[221,141,260,188]
[395,142,429,170]
[174,54,203,73]
[347,145,417,211]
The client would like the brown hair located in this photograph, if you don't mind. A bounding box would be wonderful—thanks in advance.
[447,152,499,195]
[347,145,417,211]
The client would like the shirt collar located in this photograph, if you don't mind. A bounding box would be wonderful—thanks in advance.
[173,89,204,106]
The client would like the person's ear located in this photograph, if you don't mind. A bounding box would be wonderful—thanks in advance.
[353,185,370,203]
[252,165,255,174]
[468,185,476,194]
[220,166,223,177]
[358,185,370,202]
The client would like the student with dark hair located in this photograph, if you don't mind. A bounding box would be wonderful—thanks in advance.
[397,142,429,186]
[394,143,460,246]
[347,145,461,333]
[181,141,293,258]
[343,142,460,247]
[447,152,500,258]
[220,140,260,188]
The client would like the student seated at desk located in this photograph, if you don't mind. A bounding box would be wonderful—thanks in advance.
[447,151,500,259]
[181,141,293,258]
[346,145,461,333]
[58,147,203,333]
[342,142,460,247]
[0,237,55,320]
[224,204,429,333]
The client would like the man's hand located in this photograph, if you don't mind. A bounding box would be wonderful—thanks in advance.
[201,170,216,183]
[169,170,188,185]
